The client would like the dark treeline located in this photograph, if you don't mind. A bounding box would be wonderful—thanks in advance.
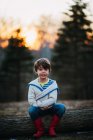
[52,0,93,99]
[0,29,34,102]
[0,0,93,102]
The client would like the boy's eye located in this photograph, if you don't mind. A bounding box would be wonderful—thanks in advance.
[38,68,43,70]
[39,68,47,71]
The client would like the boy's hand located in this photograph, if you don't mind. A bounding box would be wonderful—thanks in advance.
[37,101,50,109]
[41,106,48,110]
[41,105,52,110]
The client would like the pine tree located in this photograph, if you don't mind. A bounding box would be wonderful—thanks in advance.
[52,0,93,99]
[0,29,34,101]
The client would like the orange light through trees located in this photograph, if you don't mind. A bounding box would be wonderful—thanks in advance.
[21,28,37,50]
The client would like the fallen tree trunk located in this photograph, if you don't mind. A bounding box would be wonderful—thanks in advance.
[0,108,93,138]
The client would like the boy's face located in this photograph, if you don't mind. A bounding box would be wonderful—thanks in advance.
[36,65,49,80]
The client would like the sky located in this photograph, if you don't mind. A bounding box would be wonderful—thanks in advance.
[0,0,68,25]
[0,0,92,25]
[0,0,93,50]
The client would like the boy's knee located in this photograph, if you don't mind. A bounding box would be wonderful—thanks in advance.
[28,106,40,120]
[60,104,66,114]
[55,104,66,117]
[28,106,38,116]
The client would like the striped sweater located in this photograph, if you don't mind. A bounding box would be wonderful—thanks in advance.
[28,78,58,107]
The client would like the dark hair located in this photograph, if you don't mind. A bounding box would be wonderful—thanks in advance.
[34,58,51,72]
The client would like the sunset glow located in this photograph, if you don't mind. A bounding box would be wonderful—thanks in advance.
[0,0,93,50]
[22,28,37,49]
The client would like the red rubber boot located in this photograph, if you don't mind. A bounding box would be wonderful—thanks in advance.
[49,115,60,137]
[33,118,44,138]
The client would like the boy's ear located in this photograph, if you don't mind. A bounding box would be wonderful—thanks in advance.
[35,71,38,74]
[33,68,37,74]
[34,71,37,75]
[50,68,52,73]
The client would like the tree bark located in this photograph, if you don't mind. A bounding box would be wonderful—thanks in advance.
[0,108,93,138]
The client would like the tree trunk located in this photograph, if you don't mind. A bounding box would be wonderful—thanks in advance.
[0,108,93,138]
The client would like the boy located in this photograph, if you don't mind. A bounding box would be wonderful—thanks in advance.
[28,58,66,138]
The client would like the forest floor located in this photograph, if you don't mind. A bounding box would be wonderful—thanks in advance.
[1,131,93,140]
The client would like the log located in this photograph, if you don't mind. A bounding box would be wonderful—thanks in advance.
[0,108,93,138]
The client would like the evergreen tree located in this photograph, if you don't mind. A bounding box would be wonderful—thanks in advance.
[0,29,34,101]
[52,0,93,99]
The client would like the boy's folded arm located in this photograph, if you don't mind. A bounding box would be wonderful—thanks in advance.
[39,98,56,107]
[37,90,57,107]
[28,97,37,106]
[28,86,37,106]
[28,85,58,107]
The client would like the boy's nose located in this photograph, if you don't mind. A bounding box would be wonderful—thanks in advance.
[42,69,45,72]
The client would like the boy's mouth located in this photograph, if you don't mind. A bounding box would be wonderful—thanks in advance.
[41,74,46,77]
[41,75,46,77]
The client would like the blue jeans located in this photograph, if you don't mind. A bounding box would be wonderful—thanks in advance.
[28,103,66,121]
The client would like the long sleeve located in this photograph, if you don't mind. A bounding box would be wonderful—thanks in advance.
[37,89,57,107]
[28,86,37,106]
